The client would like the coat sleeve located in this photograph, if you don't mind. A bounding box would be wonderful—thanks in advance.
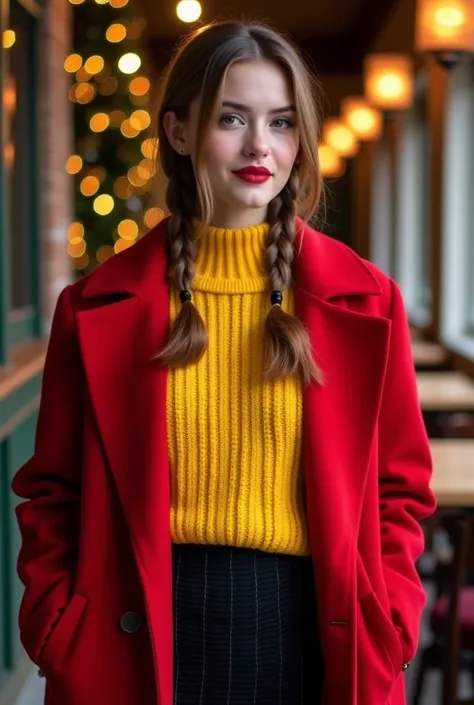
[378,278,437,665]
[11,284,83,666]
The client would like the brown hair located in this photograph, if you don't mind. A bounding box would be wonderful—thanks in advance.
[154,20,324,386]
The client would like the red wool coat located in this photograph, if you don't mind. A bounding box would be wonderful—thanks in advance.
[12,219,436,705]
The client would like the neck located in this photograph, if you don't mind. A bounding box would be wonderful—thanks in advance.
[207,206,268,230]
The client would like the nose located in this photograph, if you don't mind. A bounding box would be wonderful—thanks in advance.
[244,127,270,159]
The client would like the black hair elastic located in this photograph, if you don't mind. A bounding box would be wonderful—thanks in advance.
[179,289,192,303]
[271,290,283,306]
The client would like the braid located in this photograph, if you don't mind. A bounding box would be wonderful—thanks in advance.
[263,166,323,387]
[154,159,208,367]
[265,168,298,290]
[166,163,197,291]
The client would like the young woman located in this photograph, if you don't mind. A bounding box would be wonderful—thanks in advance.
[12,20,436,705]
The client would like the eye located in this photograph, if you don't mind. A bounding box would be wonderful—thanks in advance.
[219,114,244,126]
[272,117,294,129]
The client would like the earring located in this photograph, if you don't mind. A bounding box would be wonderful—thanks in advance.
[179,148,185,155]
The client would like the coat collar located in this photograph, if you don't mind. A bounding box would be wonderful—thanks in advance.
[80,217,382,303]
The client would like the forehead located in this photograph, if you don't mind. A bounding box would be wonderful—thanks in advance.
[220,60,294,108]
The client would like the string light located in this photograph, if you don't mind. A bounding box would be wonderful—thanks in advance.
[68,222,85,241]
[64,54,83,73]
[176,0,202,22]
[65,155,83,174]
[80,176,100,196]
[96,245,115,263]
[93,194,115,215]
[68,238,87,258]
[110,0,129,7]
[90,112,110,132]
[129,76,150,95]
[141,138,158,159]
[106,23,127,42]
[117,219,139,240]
[74,83,96,103]
[144,207,165,228]
[114,238,135,253]
[84,55,105,75]
[3,30,16,49]
[118,52,141,74]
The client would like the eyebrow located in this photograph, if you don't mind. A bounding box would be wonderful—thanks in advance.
[221,101,296,114]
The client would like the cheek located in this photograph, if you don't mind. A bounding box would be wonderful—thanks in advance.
[202,133,236,173]
[274,135,299,172]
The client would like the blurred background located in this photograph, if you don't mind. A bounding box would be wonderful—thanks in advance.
[1,0,474,703]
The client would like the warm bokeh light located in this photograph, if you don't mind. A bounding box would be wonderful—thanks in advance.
[128,166,148,187]
[176,0,202,22]
[4,77,16,115]
[130,109,151,130]
[115,238,135,253]
[84,55,105,75]
[323,119,358,158]
[66,154,83,174]
[75,253,90,270]
[139,158,155,179]
[129,76,150,95]
[106,23,127,42]
[144,207,165,228]
[318,143,345,179]
[341,97,383,141]
[68,237,87,258]
[121,119,140,138]
[64,54,83,73]
[80,175,100,196]
[3,30,16,49]
[117,219,139,240]
[90,112,110,132]
[110,0,129,7]
[69,0,85,5]
[118,52,141,74]
[109,109,127,127]
[127,18,147,40]
[93,194,115,215]
[74,83,96,103]
[96,245,115,263]
[141,138,158,159]
[416,0,474,53]
[364,54,414,110]
[114,176,133,198]
[68,222,85,241]
[76,67,93,82]
[98,77,118,95]
[88,166,107,182]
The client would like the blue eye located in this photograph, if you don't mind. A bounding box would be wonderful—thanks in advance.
[220,114,244,126]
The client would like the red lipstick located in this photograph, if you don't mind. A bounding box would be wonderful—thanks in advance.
[233,166,272,184]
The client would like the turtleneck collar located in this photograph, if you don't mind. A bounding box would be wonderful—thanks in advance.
[191,222,271,294]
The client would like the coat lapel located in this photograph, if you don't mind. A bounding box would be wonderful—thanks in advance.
[76,218,391,705]
[294,223,391,704]
[76,229,174,701]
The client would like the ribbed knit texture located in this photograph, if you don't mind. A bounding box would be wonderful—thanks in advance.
[167,222,309,556]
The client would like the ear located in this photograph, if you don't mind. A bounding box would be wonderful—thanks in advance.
[163,111,188,155]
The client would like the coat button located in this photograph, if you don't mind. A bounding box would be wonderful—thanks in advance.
[402,662,411,671]
[37,669,45,678]
[120,611,142,634]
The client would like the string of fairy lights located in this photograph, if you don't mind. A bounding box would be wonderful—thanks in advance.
[62,0,203,272]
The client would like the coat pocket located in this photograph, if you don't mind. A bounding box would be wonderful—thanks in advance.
[39,592,88,675]
[359,590,402,676]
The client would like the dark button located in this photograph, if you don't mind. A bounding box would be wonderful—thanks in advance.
[402,662,411,671]
[37,669,45,678]
[120,611,142,634]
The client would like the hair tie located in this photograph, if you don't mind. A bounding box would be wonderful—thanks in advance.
[179,289,192,304]
[271,290,283,306]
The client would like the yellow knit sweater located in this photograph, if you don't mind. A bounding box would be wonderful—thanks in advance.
[167,223,309,556]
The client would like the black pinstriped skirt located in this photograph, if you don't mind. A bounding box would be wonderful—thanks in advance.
[172,543,324,705]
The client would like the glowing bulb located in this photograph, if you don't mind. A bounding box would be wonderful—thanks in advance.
[118,52,141,74]
[106,23,127,42]
[84,55,105,75]
[90,112,110,132]
[117,219,139,240]
[64,54,83,73]
[129,76,150,96]
[66,155,83,174]
[93,194,115,215]
[434,6,465,29]
[3,30,16,48]
[176,0,202,22]
[68,222,85,241]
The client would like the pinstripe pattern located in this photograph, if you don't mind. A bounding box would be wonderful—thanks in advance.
[172,543,323,704]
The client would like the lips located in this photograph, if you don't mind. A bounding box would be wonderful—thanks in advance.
[234,166,272,176]
[233,166,272,184]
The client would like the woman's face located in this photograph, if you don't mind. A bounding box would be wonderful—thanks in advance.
[165,60,300,229]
